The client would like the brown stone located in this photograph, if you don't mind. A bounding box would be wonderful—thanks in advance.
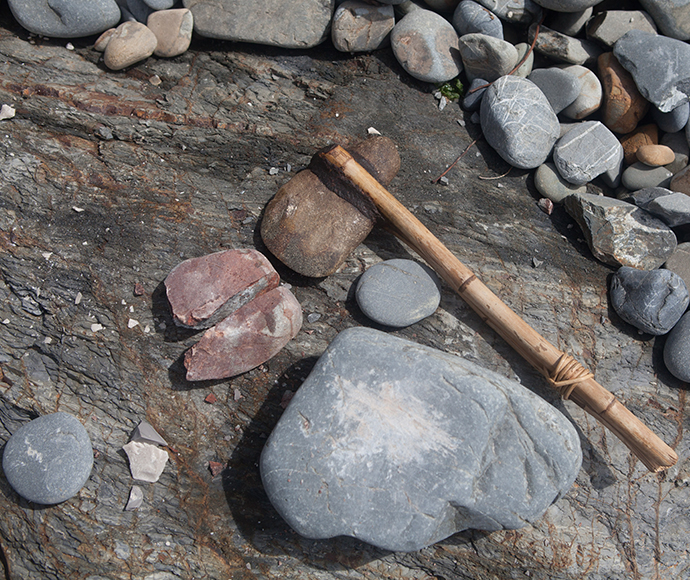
[103,22,158,71]
[598,52,649,134]
[261,135,400,277]
[93,28,115,52]
[147,9,193,58]
[619,124,658,165]
[636,144,676,166]
[184,286,302,381]
[670,164,690,195]
[165,249,279,329]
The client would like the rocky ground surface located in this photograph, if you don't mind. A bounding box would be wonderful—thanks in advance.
[0,4,688,579]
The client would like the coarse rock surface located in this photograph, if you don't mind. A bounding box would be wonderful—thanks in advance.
[261,327,582,552]
[0,7,688,580]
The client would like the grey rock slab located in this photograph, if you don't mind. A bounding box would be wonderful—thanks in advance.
[534,162,587,203]
[652,102,690,134]
[610,266,689,335]
[462,77,488,111]
[480,75,560,169]
[664,311,690,381]
[355,259,442,327]
[131,420,168,446]
[564,192,678,269]
[260,327,582,552]
[2,412,93,504]
[639,0,690,40]
[182,0,333,48]
[553,121,623,185]
[7,0,121,38]
[548,7,592,36]
[332,1,395,53]
[559,64,602,120]
[474,0,542,23]
[622,162,673,190]
[585,10,657,47]
[453,1,503,39]
[457,33,518,82]
[665,242,690,293]
[623,186,675,207]
[645,192,690,227]
[527,67,580,114]
[391,9,463,83]
[613,30,690,113]
[529,23,602,66]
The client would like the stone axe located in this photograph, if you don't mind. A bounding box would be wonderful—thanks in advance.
[305,143,677,473]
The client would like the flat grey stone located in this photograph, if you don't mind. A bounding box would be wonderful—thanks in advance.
[529,23,602,66]
[480,76,560,169]
[534,162,587,203]
[621,162,673,191]
[564,193,678,270]
[122,441,169,483]
[645,192,690,227]
[528,67,580,114]
[131,420,168,446]
[463,77,488,111]
[2,412,93,504]
[610,267,689,335]
[457,33,517,82]
[453,1,503,39]
[664,311,690,381]
[125,485,144,511]
[558,64,602,120]
[548,7,592,36]
[125,0,153,23]
[391,9,463,83]
[623,186,675,207]
[585,10,657,47]
[639,0,690,41]
[332,1,395,53]
[553,121,623,186]
[356,259,442,327]
[474,0,541,23]
[512,42,534,77]
[261,327,582,552]
[652,102,690,134]
[182,0,333,48]
[665,242,690,294]
[7,0,121,38]
[613,30,690,113]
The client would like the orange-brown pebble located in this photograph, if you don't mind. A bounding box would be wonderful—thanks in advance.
[619,124,658,165]
[636,144,676,167]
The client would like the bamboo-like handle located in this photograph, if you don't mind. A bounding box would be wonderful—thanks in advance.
[317,145,677,473]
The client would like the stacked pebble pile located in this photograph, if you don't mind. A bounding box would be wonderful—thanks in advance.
[6,0,690,380]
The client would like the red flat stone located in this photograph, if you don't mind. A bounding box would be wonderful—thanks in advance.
[165,249,279,329]
[184,286,302,381]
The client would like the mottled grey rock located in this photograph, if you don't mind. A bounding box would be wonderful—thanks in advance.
[534,162,587,203]
[2,412,93,504]
[390,10,463,83]
[565,193,678,269]
[559,64,602,120]
[623,186,674,207]
[610,267,689,335]
[453,1,503,39]
[529,23,602,66]
[463,77,488,111]
[528,67,580,114]
[622,162,673,190]
[553,121,623,185]
[7,0,121,38]
[664,311,690,381]
[652,102,690,134]
[474,0,542,23]
[638,0,690,40]
[665,242,690,301]
[332,1,395,53]
[548,7,592,36]
[182,0,333,48]
[480,76,560,169]
[457,33,518,82]
[613,30,690,113]
[532,0,598,10]
[356,259,442,327]
[260,327,582,552]
[585,10,657,47]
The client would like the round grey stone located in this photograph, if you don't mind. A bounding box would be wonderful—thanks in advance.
[558,64,602,120]
[534,162,587,203]
[480,75,560,169]
[664,312,690,381]
[356,259,441,327]
[457,33,518,82]
[2,412,93,504]
[621,163,673,191]
[528,67,580,114]
[452,1,503,39]
[7,0,121,38]
[652,102,690,134]
[610,267,689,335]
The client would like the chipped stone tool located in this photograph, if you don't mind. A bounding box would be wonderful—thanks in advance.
[308,144,677,473]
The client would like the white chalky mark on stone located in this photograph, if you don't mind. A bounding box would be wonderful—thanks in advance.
[25,439,43,463]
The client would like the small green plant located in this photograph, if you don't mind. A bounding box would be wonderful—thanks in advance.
[437,78,465,101]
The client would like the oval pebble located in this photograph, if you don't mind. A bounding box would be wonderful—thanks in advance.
[622,162,673,190]
[356,259,441,327]
[636,144,676,167]
[559,64,602,120]
[2,412,93,504]
[103,21,158,71]
[534,162,587,203]
[664,312,690,382]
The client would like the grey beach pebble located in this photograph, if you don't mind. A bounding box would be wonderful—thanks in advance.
[2,412,93,504]
[621,163,673,191]
[534,162,587,203]
[457,33,518,82]
[356,259,442,327]
[558,64,602,120]
[664,312,690,381]
[452,1,503,39]
[7,0,121,38]
[527,67,580,114]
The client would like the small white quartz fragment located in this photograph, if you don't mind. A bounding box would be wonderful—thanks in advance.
[0,104,15,120]
[122,441,168,483]
[125,485,143,510]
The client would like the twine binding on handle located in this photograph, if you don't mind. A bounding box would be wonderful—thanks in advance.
[544,354,594,400]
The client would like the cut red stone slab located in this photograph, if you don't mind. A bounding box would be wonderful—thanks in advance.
[165,249,279,329]
[184,286,302,381]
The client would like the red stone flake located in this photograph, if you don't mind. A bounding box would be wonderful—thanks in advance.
[208,461,224,477]
[204,393,217,404]
[133,283,145,296]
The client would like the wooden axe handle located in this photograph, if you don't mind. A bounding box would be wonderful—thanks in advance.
[316,144,677,473]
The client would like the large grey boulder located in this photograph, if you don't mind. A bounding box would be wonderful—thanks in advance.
[261,327,582,552]
[8,0,121,38]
